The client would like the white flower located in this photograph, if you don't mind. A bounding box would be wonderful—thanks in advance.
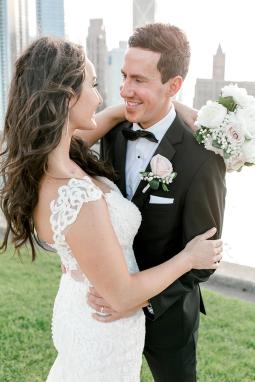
[226,155,246,172]
[236,107,255,139]
[242,140,255,163]
[196,101,227,128]
[150,154,173,178]
[225,114,245,146]
[221,84,250,107]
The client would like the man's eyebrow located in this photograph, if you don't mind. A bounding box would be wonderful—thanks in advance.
[121,70,149,80]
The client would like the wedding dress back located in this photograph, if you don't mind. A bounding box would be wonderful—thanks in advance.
[46,176,145,382]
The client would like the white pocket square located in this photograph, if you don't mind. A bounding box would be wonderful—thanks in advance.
[149,195,174,204]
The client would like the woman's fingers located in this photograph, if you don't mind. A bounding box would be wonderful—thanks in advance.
[199,227,217,240]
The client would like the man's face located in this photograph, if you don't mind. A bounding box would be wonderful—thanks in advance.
[120,47,171,129]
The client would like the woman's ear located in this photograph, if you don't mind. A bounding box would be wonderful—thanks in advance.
[69,96,76,109]
[167,75,183,97]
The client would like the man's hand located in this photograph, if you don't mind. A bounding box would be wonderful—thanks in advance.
[87,287,147,323]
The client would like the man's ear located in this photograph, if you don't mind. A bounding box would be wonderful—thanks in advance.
[166,76,183,97]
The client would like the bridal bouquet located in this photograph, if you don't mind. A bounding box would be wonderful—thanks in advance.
[194,84,255,171]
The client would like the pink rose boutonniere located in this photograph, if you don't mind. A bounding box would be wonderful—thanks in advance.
[140,154,177,193]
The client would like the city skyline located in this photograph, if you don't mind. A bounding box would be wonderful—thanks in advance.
[63,0,255,105]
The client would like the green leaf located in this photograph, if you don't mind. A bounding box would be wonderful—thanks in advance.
[162,183,169,192]
[212,140,222,149]
[194,130,204,144]
[244,162,254,167]
[223,151,231,159]
[149,179,159,190]
[218,96,237,112]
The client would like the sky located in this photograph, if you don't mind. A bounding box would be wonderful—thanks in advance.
[63,0,255,105]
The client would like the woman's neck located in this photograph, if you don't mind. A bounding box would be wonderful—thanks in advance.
[47,126,84,179]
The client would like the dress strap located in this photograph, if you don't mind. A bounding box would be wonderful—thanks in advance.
[50,176,102,243]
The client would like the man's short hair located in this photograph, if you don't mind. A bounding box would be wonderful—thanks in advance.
[128,23,190,83]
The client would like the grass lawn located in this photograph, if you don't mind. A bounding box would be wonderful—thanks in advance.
[0,249,255,382]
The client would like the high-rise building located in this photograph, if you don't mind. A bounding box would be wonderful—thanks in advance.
[8,0,29,70]
[0,0,31,128]
[213,44,225,81]
[36,0,65,38]
[86,19,107,109]
[133,0,155,30]
[193,45,255,109]
[106,41,127,106]
[0,0,10,127]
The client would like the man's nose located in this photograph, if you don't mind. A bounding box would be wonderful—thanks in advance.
[96,88,103,105]
[120,80,134,98]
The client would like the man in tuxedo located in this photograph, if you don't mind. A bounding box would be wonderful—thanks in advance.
[89,23,226,381]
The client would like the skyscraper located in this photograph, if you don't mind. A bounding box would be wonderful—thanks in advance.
[86,19,107,109]
[106,41,127,106]
[213,44,225,81]
[8,0,30,70]
[0,0,31,128]
[193,45,255,109]
[0,0,10,128]
[133,0,155,30]
[36,0,65,38]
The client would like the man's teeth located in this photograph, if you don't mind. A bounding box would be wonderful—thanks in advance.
[126,101,140,107]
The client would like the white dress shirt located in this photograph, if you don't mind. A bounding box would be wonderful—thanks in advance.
[125,105,176,200]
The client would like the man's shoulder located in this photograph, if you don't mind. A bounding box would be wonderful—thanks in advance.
[176,114,225,170]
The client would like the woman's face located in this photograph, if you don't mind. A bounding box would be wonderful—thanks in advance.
[69,59,102,131]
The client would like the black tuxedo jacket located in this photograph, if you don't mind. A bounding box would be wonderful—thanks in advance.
[101,113,226,350]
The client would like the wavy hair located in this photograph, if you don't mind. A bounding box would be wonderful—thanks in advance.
[0,37,115,260]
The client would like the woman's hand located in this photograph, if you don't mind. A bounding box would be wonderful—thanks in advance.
[184,227,223,270]
[173,100,198,132]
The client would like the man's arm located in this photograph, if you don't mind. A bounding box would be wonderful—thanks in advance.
[148,154,226,320]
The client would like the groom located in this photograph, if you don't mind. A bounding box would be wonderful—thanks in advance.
[89,23,226,381]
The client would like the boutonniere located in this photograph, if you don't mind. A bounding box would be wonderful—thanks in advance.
[140,154,177,193]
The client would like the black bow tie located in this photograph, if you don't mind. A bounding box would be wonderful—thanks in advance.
[122,127,158,143]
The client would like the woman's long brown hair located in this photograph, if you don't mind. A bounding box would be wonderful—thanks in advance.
[0,37,115,260]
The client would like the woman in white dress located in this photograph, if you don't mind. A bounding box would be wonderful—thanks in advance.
[0,37,222,382]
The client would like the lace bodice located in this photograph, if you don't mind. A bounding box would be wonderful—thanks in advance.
[49,176,142,273]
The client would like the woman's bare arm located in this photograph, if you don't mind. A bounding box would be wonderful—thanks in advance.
[75,104,125,146]
[66,197,222,313]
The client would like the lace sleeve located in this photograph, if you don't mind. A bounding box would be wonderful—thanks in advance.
[49,177,102,271]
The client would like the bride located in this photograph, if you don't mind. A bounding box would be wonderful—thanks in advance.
[0,37,222,381]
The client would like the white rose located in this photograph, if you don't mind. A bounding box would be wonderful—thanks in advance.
[196,101,227,128]
[221,84,250,107]
[225,115,245,146]
[226,155,245,172]
[236,107,255,139]
[242,140,255,163]
[150,154,173,178]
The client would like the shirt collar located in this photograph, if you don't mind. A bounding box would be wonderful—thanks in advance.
[132,104,176,142]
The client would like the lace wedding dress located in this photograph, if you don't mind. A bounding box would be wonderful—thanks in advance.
[46,176,145,382]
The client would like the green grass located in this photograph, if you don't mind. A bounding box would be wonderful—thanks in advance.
[0,249,255,381]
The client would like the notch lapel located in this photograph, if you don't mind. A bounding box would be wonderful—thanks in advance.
[114,122,131,197]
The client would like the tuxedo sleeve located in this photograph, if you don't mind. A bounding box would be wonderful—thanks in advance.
[148,154,226,320]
